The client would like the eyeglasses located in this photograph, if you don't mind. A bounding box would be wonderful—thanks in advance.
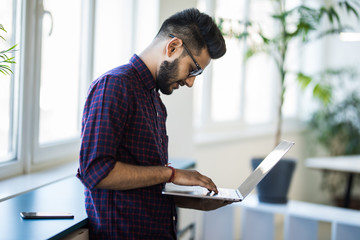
[169,34,203,77]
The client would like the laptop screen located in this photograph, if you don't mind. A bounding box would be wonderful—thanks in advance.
[238,140,294,198]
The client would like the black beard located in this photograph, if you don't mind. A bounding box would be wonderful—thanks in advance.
[156,59,179,95]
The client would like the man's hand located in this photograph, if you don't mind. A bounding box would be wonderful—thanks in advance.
[171,169,218,193]
[166,168,233,211]
[172,195,232,211]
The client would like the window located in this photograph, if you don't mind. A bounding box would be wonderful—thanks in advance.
[38,0,82,145]
[93,0,159,78]
[195,0,303,139]
[0,0,19,163]
[0,0,158,179]
[30,0,84,164]
[93,0,134,78]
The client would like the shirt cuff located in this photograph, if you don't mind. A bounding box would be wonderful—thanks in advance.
[77,158,116,190]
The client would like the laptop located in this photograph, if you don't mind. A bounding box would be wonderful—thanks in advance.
[162,140,294,202]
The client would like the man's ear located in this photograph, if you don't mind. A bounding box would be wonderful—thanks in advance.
[166,38,183,57]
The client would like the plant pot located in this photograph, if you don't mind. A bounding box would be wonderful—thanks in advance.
[334,197,360,210]
[251,158,296,204]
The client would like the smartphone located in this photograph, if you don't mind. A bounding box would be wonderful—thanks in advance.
[20,212,74,219]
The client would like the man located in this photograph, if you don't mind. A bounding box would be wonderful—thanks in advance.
[77,8,227,239]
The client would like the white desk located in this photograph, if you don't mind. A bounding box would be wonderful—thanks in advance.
[202,195,360,240]
[239,195,360,240]
[306,155,360,208]
[306,155,360,173]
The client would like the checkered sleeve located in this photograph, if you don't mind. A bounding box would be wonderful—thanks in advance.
[77,75,128,190]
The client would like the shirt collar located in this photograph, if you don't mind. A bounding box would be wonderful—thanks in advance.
[130,54,156,91]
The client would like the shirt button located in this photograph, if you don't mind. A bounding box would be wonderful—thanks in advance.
[173,216,176,221]
[160,138,163,144]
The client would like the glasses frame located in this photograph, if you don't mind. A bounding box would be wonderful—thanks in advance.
[169,34,203,77]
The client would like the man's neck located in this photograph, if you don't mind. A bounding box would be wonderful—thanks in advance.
[138,40,165,81]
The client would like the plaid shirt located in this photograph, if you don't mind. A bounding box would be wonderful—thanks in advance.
[77,55,177,239]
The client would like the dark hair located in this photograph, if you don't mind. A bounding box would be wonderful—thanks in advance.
[156,8,226,59]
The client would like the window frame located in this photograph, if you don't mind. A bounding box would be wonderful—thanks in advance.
[195,0,305,144]
[0,0,159,180]
[0,0,23,178]
[0,0,93,178]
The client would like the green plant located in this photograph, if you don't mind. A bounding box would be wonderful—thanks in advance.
[310,92,360,156]
[218,0,360,145]
[309,92,360,201]
[0,24,17,75]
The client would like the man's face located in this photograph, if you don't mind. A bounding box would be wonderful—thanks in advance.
[156,46,211,95]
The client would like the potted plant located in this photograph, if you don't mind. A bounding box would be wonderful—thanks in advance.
[309,91,360,209]
[218,0,360,203]
[0,24,17,75]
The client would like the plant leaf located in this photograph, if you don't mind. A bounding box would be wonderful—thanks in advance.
[244,48,256,61]
[297,73,312,89]
[342,1,360,19]
[313,84,332,105]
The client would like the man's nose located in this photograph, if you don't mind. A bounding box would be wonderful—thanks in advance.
[185,77,195,87]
